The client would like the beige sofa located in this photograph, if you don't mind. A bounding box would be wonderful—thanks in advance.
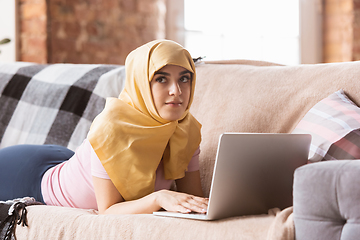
[1,59,360,239]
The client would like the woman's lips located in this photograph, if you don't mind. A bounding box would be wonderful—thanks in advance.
[166,101,182,106]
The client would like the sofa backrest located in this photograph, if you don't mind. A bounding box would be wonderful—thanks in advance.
[192,60,360,195]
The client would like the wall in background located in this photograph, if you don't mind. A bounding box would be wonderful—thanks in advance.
[19,0,166,64]
[323,0,360,62]
[13,0,360,64]
[300,0,323,64]
[354,0,360,60]
[19,0,47,63]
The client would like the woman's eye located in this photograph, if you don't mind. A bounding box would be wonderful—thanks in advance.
[180,76,190,83]
[156,77,166,83]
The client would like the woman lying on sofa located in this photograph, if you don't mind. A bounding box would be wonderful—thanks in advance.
[0,40,208,215]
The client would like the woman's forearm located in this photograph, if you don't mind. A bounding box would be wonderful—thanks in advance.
[102,192,160,215]
[99,189,208,215]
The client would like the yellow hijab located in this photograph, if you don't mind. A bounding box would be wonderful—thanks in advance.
[88,40,202,201]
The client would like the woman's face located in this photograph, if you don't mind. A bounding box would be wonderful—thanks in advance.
[150,65,192,121]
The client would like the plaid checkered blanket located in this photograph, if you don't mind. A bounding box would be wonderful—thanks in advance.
[0,62,125,151]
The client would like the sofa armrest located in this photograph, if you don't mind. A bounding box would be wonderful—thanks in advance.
[293,160,360,240]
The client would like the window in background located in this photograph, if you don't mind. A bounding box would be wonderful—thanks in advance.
[0,0,17,63]
[184,0,300,65]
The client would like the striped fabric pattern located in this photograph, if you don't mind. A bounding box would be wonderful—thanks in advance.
[0,62,125,151]
[292,89,360,162]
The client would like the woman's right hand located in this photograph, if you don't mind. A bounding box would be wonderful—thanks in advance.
[154,189,208,214]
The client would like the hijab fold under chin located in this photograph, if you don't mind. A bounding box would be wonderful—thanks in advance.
[88,40,202,201]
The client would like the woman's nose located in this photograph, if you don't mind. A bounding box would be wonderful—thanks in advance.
[169,81,182,96]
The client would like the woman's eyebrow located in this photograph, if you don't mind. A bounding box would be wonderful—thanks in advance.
[180,70,192,75]
[154,70,192,76]
[154,71,170,76]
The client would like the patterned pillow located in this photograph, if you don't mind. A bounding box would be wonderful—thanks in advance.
[292,89,360,162]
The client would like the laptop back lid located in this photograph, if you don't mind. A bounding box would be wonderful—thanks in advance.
[206,133,311,220]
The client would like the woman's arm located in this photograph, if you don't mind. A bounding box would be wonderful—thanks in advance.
[92,176,208,215]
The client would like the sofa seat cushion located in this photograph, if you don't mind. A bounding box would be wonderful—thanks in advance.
[293,160,360,240]
[15,205,275,240]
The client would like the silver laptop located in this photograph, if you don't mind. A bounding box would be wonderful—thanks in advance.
[153,133,311,221]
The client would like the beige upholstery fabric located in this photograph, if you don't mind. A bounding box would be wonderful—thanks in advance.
[266,207,295,240]
[192,61,360,195]
[16,205,274,240]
